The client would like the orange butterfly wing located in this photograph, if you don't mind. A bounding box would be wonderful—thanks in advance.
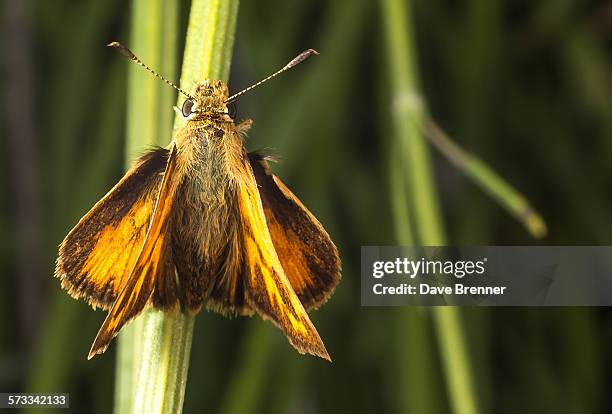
[236,157,330,360]
[88,144,179,358]
[248,153,341,310]
[56,147,173,310]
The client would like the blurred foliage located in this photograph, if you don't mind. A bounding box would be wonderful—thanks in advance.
[1,0,612,413]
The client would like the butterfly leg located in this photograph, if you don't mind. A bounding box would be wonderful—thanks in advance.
[236,119,253,135]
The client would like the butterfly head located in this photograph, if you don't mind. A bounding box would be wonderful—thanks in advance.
[107,42,318,123]
[181,80,229,119]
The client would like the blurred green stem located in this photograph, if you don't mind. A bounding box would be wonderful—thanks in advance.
[381,0,444,243]
[116,0,182,413]
[381,1,479,414]
[432,309,479,414]
[116,0,239,413]
[425,121,547,238]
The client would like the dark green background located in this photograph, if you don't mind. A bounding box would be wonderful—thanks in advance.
[2,0,611,413]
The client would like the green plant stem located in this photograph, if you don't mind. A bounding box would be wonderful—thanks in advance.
[116,0,239,413]
[425,121,547,238]
[431,309,479,414]
[389,139,444,414]
[115,1,180,413]
[174,0,239,127]
[381,1,479,414]
[381,0,445,244]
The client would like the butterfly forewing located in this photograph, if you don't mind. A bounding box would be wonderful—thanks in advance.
[236,157,330,361]
[55,148,171,310]
[248,152,341,310]
[88,144,180,358]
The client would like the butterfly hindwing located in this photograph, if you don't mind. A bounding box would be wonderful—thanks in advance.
[55,147,172,310]
[88,143,179,358]
[237,157,330,360]
[248,152,341,310]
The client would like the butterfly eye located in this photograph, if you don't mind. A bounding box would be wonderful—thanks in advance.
[182,99,195,117]
[228,102,237,119]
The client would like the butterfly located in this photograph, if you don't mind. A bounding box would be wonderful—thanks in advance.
[55,42,341,361]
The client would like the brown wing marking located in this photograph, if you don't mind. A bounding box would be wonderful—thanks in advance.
[88,143,179,359]
[55,148,170,310]
[237,158,330,361]
[248,152,341,310]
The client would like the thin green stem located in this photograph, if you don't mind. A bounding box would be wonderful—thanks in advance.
[431,308,479,414]
[425,121,547,238]
[381,1,479,414]
[115,0,180,412]
[115,0,240,413]
[381,0,445,244]
[131,312,195,414]
[389,148,414,245]
[173,0,239,126]
[388,128,442,414]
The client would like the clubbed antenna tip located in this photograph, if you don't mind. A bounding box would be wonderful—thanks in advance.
[107,41,194,100]
[285,49,319,69]
[226,49,320,103]
[107,41,135,59]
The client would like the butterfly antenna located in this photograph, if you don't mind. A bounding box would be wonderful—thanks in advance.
[225,49,319,103]
[107,41,194,100]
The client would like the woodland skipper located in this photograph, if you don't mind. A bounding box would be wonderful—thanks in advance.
[55,43,341,361]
